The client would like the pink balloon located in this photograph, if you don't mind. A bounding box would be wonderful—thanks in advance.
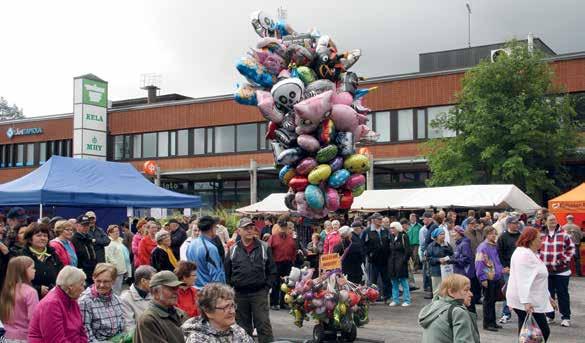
[331,91,353,106]
[329,104,368,132]
[345,174,366,190]
[296,157,318,176]
[294,90,333,135]
[297,134,321,153]
[325,187,340,211]
[256,91,283,124]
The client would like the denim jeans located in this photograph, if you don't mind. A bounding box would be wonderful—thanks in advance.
[391,277,411,304]
[501,273,511,317]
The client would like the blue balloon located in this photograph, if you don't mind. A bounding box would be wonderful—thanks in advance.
[305,184,325,210]
[236,57,275,88]
[328,169,350,188]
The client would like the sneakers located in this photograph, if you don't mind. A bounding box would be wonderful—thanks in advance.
[547,317,555,324]
[401,302,411,307]
[270,305,280,311]
[498,315,511,324]
[388,301,398,307]
[561,319,570,327]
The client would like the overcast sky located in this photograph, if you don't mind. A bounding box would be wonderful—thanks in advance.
[1,0,584,117]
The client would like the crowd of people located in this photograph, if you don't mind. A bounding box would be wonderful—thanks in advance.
[0,205,582,342]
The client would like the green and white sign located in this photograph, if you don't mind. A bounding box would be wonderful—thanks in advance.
[73,74,108,160]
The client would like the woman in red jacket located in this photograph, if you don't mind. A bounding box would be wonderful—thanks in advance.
[136,221,159,267]
[174,261,199,317]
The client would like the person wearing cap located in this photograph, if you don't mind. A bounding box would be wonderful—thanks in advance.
[5,207,28,247]
[85,211,109,264]
[562,214,582,277]
[426,227,454,294]
[362,212,392,302]
[167,219,187,261]
[451,225,476,312]
[386,222,412,306]
[134,270,187,343]
[334,225,365,285]
[151,230,179,272]
[225,217,276,342]
[186,216,226,289]
[72,215,98,284]
[407,213,422,271]
[496,215,521,323]
[136,221,160,267]
[267,216,297,310]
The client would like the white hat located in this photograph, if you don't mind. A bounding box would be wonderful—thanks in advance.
[339,225,352,236]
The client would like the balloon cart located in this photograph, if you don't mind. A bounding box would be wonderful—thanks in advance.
[280,263,378,343]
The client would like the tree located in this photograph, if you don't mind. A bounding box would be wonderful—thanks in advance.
[0,97,24,121]
[425,41,581,203]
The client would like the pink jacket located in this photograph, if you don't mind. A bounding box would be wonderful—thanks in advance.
[28,285,88,343]
[4,283,38,340]
[132,233,143,266]
[49,239,76,266]
[323,231,342,254]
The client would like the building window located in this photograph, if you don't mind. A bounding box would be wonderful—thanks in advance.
[206,128,214,153]
[375,111,390,142]
[215,126,235,153]
[114,136,124,160]
[39,142,47,164]
[16,144,24,167]
[427,105,455,138]
[158,131,169,157]
[177,129,189,156]
[193,128,205,155]
[236,123,257,152]
[133,135,142,158]
[0,145,4,167]
[143,133,157,158]
[52,141,61,156]
[398,109,414,141]
[258,123,268,150]
[417,109,426,139]
[366,114,373,130]
[169,131,176,156]
[26,143,34,166]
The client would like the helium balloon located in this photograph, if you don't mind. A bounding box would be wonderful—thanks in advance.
[274,128,297,147]
[296,66,317,85]
[289,176,309,192]
[236,57,275,88]
[234,83,258,106]
[265,121,278,140]
[343,154,370,174]
[307,164,332,185]
[325,187,340,212]
[256,91,283,123]
[329,156,344,172]
[295,157,318,176]
[345,174,366,190]
[335,132,355,156]
[271,78,304,113]
[304,185,325,210]
[316,144,338,163]
[278,165,296,185]
[352,184,366,197]
[328,169,350,188]
[294,90,333,135]
[339,190,354,209]
[317,119,336,145]
[305,79,336,98]
[250,10,276,38]
[297,134,320,153]
[330,104,368,133]
[284,192,297,210]
[277,147,303,165]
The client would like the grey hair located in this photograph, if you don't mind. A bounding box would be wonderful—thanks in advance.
[56,266,86,288]
[197,283,235,320]
[135,265,156,285]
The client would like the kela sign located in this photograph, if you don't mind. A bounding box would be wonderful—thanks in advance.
[6,127,43,139]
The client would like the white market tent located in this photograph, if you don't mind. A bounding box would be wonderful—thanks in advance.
[236,184,541,214]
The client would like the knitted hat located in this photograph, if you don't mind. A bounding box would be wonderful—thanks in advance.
[155,229,170,243]
[431,227,444,239]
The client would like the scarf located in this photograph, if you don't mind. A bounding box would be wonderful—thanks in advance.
[160,245,178,268]
[29,246,51,261]
[90,283,112,302]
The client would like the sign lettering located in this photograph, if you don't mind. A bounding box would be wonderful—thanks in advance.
[6,127,43,139]
[319,253,341,271]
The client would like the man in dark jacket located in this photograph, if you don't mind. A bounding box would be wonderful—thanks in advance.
[334,226,364,284]
[420,212,438,298]
[361,212,391,301]
[496,215,521,323]
[225,217,276,343]
[71,215,98,284]
[85,211,109,263]
[168,219,187,259]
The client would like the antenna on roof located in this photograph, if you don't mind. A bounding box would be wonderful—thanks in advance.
[465,1,472,48]
[140,73,162,104]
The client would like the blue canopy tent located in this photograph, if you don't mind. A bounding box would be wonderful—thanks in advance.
[0,156,201,210]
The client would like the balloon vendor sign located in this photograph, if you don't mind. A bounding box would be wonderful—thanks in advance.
[234,10,379,219]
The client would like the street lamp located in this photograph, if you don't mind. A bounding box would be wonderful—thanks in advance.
[466,1,472,48]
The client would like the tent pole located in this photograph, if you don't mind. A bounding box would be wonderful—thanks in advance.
[39,204,43,219]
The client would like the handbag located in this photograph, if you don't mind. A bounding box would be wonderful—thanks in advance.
[495,279,507,302]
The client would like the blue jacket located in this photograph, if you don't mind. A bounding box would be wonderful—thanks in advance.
[452,237,475,279]
[186,235,226,289]
[425,241,453,277]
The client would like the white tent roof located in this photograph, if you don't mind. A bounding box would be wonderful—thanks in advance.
[236,184,541,214]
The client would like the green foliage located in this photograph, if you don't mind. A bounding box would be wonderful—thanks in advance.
[211,207,239,235]
[425,40,582,203]
[0,97,24,121]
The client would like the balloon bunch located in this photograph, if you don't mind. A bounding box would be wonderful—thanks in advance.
[280,267,379,329]
[234,10,379,219]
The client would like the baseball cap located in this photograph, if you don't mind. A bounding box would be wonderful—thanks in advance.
[85,211,96,219]
[238,217,255,228]
[506,216,519,225]
[369,212,383,220]
[351,220,362,228]
[422,212,433,219]
[149,271,185,288]
[77,215,91,225]
[7,207,27,220]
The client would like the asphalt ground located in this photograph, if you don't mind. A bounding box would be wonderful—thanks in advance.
[270,274,585,343]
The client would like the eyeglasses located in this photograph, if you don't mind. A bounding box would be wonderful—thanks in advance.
[215,302,237,312]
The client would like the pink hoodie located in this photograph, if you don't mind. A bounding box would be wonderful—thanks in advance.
[323,231,342,254]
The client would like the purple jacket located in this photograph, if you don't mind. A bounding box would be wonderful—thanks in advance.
[474,240,503,282]
[28,286,88,343]
[453,237,475,279]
